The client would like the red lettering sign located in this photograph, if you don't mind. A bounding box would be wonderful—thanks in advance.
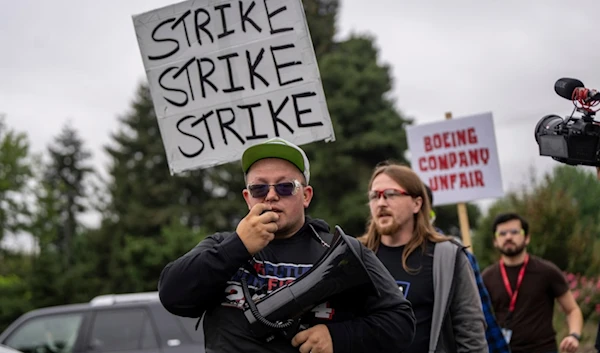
[423,127,478,152]
[427,170,486,191]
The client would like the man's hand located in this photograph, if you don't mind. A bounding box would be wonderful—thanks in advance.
[291,324,333,353]
[559,335,579,353]
[236,203,279,255]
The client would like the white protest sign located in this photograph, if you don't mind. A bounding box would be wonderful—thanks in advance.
[406,112,504,206]
[132,0,335,174]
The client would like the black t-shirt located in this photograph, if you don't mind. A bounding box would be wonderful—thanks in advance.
[482,255,569,353]
[172,219,417,353]
[203,227,341,352]
[377,241,435,353]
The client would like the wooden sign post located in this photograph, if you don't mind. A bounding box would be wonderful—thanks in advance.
[445,111,473,253]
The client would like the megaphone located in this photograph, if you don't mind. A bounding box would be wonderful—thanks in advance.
[242,225,379,342]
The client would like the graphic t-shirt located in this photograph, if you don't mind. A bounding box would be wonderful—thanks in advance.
[203,224,364,352]
[377,241,435,353]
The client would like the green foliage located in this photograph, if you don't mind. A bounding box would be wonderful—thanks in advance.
[0,274,33,332]
[0,116,35,330]
[304,35,412,236]
[0,116,33,243]
[36,123,93,262]
[104,84,184,238]
[302,0,338,58]
[27,122,96,309]
[474,165,600,274]
[120,221,207,293]
[98,84,247,293]
[432,203,482,239]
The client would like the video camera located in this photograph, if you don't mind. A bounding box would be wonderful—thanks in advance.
[535,78,600,167]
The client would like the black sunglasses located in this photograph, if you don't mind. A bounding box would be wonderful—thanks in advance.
[247,180,302,198]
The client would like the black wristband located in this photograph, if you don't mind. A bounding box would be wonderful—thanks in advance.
[569,333,581,341]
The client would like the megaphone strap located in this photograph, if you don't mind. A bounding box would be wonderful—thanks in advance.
[309,224,331,248]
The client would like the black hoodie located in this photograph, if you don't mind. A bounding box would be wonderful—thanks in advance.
[158,217,415,353]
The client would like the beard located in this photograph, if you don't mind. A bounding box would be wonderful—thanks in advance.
[376,219,401,236]
[498,241,526,257]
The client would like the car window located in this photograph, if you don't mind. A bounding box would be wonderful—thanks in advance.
[140,319,158,349]
[3,313,83,353]
[88,308,157,352]
[0,345,25,353]
[176,317,204,344]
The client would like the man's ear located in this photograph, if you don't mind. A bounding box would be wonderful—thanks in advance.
[412,196,423,214]
[302,185,314,208]
[242,189,252,210]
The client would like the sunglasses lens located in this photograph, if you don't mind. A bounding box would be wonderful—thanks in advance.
[274,182,295,196]
[248,182,297,198]
[248,184,269,198]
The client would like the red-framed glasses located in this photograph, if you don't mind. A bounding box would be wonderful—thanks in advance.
[368,188,411,201]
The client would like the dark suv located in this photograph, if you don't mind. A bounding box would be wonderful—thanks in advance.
[0,292,205,353]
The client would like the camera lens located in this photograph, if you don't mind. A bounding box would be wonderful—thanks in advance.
[534,115,564,143]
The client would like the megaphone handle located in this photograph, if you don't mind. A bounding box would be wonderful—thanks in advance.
[278,319,303,340]
[241,277,295,329]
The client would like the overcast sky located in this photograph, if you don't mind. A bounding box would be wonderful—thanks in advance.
[3,0,600,246]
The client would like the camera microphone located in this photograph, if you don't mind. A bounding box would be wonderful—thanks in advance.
[554,78,584,100]
[554,78,600,102]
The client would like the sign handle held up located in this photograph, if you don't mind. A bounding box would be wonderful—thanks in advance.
[445,111,473,253]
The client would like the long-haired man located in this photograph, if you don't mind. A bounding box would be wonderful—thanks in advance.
[359,162,487,353]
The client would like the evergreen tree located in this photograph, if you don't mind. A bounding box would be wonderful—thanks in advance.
[304,35,413,236]
[303,0,338,58]
[0,116,33,247]
[0,116,35,328]
[28,123,94,306]
[100,85,247,293]
[432,203,482,239]
[44,122,93,265]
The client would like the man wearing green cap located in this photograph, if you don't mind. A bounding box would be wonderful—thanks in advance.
[158,137,416,353]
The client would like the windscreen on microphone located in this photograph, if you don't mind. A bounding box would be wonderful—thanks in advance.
[554,78,584,100]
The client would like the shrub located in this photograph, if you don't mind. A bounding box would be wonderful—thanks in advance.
[564,272,600,322]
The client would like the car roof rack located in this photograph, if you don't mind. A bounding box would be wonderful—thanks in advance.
[90,291,159,306]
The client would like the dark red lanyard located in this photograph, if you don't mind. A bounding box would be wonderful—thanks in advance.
[499,254,529,313]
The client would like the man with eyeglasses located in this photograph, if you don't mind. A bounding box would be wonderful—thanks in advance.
[482,212,583,353]
[358,162,488,353]
[157,138,416,353]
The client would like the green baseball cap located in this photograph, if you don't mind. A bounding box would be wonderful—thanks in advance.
[241,137,311,183]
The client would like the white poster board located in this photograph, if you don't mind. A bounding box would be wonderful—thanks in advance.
[406,112,504,205]
[132,0,335,174]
